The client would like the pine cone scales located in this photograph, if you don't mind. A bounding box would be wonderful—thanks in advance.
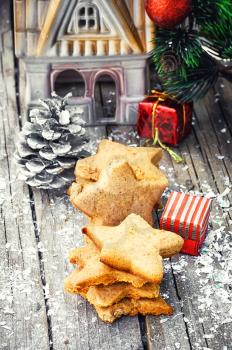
[15,93,90,189]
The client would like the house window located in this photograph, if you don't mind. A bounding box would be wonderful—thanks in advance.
[68,5,100,34]
[54,70,85,98]
[94,74,117,120]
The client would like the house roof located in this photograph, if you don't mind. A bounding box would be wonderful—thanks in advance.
[36,0,145,56]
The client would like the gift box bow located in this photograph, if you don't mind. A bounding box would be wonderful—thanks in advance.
[149,90,189,163]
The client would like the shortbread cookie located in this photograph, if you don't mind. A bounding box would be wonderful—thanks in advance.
[70,159,168,226]
[86,282,160,307]
[83,213,184,282]
[68,237,96,267]
[75,139,163,182]
[94,297,173,323]
[64,239,146,292]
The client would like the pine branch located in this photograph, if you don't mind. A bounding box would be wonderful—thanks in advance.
[150,0,232,102]
[200,22,232,59]
[193,0,232,59]
[152,28,203,79]
[192,0,232,25]
[160,54,219,103]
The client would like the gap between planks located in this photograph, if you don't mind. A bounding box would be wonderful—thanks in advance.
[11,28,54,349]
[30,126,145,350]
[0,32,50,350]
[170,119,232,348]
[107,126,193,350]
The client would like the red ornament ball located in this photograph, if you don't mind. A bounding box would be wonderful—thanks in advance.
[146,0,192,28]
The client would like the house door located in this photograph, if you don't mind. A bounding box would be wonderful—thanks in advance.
[94,74,116,121]
[54,69,85,97]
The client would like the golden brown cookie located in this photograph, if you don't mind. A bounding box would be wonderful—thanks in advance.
[75,139,163,182]
[68,237,96,267]
[86,282,160,307]
[94,297,173,323]
[64,239,147,292]
[83,213,184,282]
[70,159,168,226]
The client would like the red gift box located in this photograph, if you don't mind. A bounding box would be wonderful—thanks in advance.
[160,191,212,256]
[137,91,193,146]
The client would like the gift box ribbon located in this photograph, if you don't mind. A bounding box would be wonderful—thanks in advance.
[150,90,186,163]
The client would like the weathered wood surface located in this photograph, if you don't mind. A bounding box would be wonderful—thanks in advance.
[106,123,232,350]
[31,126,145,350]
[0,3,49,349]
[1,2,232,349]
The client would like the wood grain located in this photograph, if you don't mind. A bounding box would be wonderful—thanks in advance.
[31,127,144,350]
[168,128,232,348]
[0,27,49,350]
[1,1,232,348]
[215,78,232,135]
[107,126,192,350]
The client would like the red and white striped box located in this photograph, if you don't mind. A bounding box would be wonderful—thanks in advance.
[160,191,212,256]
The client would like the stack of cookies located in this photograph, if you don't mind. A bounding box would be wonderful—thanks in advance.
[64,214,183,323]
[65,140,184,323]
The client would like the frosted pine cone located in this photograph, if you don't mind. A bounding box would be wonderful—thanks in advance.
[15,93,90,189]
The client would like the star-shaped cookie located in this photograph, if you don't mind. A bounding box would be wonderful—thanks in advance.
[70,159,168,226]
[75,139,163,182]
[64,238,146,293]
[86,282,160,308]
[94,297,173,323]
[82,213,184,282]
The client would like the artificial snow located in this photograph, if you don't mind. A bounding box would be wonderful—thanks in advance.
[1,129,231,348]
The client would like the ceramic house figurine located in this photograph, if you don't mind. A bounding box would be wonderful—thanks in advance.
[14,0,154,124]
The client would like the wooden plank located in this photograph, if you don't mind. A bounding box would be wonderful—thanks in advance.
[0,0,11,34]
[189,100,232,349]
[194,92,231,220]
[108,126,192,350]
[167,123,232,349]
[106,125,140,145]
[18,58,28,124]
[32,126,145,349]
[149,134,232,350]
[145,260,192,350]
[108,123,231,349]
[196,89,231,166]
[145,153,204,350]
[85,125,107,144]
[0,29,49,349]
[214,78,232,132]
[168,166,206,350]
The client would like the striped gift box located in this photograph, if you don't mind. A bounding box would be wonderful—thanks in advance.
[160,191,212,256]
